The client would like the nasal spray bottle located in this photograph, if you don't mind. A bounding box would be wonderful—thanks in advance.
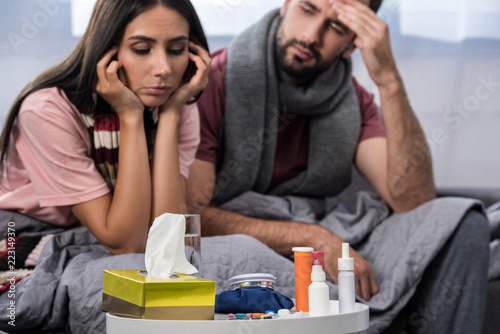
[308,251,330,317]
[338,243,355,314]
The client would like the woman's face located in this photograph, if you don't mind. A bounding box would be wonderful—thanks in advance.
[117,4,190,107]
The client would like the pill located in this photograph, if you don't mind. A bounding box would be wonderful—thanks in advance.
[278,309,290,316]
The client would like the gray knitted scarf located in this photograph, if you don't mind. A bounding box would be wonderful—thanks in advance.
[212,9,360,205]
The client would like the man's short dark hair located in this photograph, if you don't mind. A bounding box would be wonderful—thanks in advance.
[370,0,383,13]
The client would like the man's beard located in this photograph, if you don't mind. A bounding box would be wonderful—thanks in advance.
[275,20,324,81]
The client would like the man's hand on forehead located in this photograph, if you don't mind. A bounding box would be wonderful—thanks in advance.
[329,0,399,88]
[330,0,376,44]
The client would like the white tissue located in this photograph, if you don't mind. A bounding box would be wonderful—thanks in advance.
[145,212,198,278]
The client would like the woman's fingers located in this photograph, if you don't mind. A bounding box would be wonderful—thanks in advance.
[187,52,209,90]
[187,42,211,87]
[96,47,118,84]
[95,47,143,114]
[106,61,121,86]
[188,41,211,68]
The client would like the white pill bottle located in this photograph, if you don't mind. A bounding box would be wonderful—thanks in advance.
[338,243,355,314]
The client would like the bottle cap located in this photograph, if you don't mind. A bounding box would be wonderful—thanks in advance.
[292,247,314,253]
[311,258,326,281]
[338,243,354,271]
[311,251,325,271]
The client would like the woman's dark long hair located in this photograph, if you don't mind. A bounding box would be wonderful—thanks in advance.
[0,0,209,171]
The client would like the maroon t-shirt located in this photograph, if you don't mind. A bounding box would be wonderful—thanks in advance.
[196,48,386,189]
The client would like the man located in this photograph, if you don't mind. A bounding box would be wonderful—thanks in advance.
[187,0,489,332]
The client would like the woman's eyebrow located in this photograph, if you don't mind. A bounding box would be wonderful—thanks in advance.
[127,35,189,43]
[168,36,189,43]
[128,35,156,42]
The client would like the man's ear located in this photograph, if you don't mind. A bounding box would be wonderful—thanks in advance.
[341,40,357,59]
[280,0,292,16]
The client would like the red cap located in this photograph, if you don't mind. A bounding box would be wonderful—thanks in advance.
[311,251,325,270]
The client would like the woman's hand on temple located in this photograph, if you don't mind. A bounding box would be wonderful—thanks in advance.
[160,42,211,113]
[95,48,144,118]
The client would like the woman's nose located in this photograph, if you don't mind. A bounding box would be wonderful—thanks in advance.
[153,52,171,77]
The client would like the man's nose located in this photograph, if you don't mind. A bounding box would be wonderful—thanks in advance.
[302,21,323,46]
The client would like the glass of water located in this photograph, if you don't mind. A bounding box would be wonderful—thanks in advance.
[184,214,201,276]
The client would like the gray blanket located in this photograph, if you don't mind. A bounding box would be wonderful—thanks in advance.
[0,191,492,334]
[488,202,500,280]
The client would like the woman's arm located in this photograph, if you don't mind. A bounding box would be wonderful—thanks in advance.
[150,42,211,219]
[72,48,151,254]
[150,109,186,217]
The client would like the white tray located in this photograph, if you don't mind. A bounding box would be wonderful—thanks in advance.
[106,300,369,334]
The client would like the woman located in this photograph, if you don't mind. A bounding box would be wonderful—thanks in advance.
[0,0,210,255]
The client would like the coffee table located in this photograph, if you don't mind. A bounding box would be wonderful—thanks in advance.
[106,300,369,334]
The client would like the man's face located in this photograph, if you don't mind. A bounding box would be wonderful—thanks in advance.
[276,0,369,80]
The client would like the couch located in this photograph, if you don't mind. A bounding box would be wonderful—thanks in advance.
[341,169,500,334]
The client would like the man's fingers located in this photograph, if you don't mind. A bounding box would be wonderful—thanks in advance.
[336,0,383,32]
[337,9,377,41]
[370,271,379,295]
[354,277,361,299]
[358,271,371,300]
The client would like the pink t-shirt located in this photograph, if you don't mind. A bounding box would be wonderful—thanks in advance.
[0,87,200,226]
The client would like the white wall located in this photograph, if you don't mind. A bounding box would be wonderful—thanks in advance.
[1,0,499,188]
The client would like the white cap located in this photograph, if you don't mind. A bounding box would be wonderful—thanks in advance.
[311,259,326,281]
[292,247,314,252]
[338,243,354,271]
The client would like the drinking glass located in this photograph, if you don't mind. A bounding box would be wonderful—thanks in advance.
[184,214,201,276]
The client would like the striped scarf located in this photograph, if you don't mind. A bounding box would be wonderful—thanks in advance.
[81,108,158,191]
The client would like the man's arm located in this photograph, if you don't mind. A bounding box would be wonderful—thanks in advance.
[186,158,378,300]
[335,0,435,212]
[186,160,310,254]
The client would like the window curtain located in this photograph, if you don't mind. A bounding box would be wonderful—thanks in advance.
[399,0,500,42]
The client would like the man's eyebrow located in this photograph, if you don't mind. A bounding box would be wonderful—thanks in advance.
[299,0,320,13]
[127,35,188,43]
[330,19,350,33]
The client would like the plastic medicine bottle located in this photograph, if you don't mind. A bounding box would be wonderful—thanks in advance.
[338,243,355,314]
[308,257,330,317]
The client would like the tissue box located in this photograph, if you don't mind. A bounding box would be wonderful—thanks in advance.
[102,270,216,320]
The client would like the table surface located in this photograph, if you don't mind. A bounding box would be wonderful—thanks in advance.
[106,300,369,334]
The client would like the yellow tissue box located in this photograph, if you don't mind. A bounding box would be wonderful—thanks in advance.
[102,270,216,320]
